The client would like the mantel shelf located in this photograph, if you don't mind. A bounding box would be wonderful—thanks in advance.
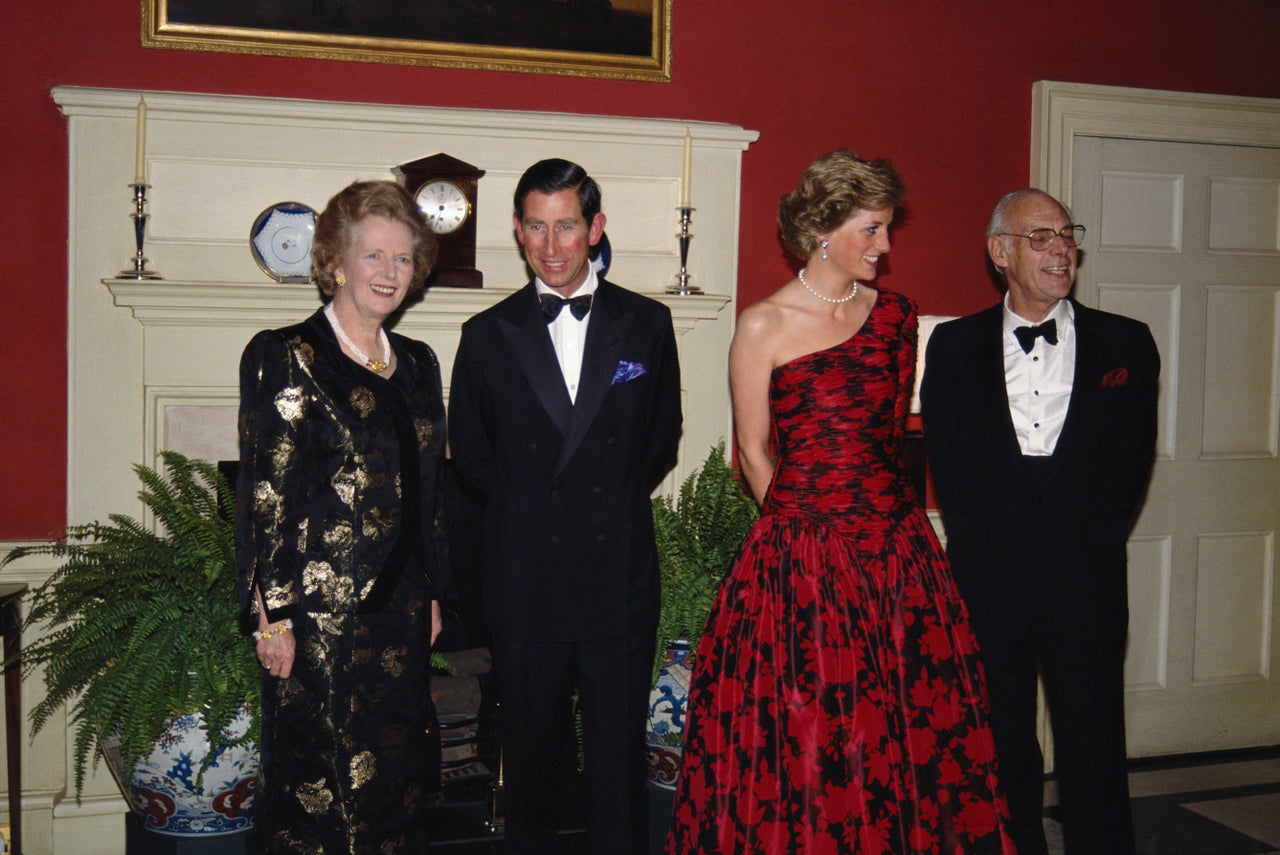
[106,280,730,333]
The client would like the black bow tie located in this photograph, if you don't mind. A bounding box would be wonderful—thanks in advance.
[1014,319,1058,354]
[540,293,593,323]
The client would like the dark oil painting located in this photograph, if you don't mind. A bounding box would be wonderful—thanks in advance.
[148,0,669,80]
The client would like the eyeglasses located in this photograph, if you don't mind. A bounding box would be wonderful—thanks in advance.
[998,225,1086,250]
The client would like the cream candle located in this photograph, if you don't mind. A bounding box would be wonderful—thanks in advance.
[134,98,147,184]
[680,129,692,208]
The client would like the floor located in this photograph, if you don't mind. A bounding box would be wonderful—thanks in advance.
[1045,750,1280,855]
[431,748,1280,854]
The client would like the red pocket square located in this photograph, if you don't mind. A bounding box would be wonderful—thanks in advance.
[1101,368,1129,388]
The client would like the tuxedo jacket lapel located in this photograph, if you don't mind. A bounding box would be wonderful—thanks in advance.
[1051,300,1099,464]
[501,283,573,435]
[554,281,630,479]
[974,307,1026,468]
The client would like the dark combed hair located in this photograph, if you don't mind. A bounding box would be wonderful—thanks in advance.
[777,149,906,260]
[312,180,437,297]
[513,158,602,223]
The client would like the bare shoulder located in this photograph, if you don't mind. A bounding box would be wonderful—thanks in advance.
[740,282,811,333]
[737,295,787,339]
[731,290,801,377]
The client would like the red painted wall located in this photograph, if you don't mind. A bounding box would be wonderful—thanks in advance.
[3,1,1277,537]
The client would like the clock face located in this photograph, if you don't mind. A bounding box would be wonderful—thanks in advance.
[417,179,471,235]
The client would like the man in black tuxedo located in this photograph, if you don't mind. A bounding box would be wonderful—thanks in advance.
[921,188,1159,855]
[448,158,682,854]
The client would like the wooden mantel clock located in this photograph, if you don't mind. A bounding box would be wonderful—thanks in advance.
[393,153,485,288]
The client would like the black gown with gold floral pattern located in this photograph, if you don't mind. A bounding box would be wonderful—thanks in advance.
[236,308,447,853]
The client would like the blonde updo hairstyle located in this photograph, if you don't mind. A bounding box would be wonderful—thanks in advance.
[312,180,438,297]
[778,149,906,260]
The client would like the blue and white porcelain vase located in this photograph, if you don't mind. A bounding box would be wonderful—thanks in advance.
[103,704,258,836]
[645,640,694,790]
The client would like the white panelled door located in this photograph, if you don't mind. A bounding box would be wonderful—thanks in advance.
[1070,134,1280,757]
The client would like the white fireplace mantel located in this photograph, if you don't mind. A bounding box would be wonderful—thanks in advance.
[107,280,729,333]
[56,85,756,528]
[28,85,756,855]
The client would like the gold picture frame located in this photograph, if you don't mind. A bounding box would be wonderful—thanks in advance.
[142,0,672,82]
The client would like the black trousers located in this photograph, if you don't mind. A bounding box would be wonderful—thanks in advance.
[980,601,1135,855]
[491,626,656,855]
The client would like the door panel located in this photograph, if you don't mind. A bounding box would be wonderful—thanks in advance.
[1071,136,1280,756]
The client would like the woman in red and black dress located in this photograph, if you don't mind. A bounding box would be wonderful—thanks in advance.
[665,151,1017,854]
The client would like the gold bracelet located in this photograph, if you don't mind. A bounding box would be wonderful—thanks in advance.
[253,618,294,641]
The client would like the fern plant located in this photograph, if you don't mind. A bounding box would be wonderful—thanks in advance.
[1,451,259,795]
[651,440,759,682]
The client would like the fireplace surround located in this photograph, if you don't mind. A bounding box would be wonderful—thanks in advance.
[3,85,757,855]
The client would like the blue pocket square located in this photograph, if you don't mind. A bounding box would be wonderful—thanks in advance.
[612,360,647,385]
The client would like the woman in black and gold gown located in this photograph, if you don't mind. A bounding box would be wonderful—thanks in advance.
[236,180,447,853]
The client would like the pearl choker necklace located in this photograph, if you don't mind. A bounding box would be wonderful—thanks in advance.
[798,267,859,304]
[324,303,391,373]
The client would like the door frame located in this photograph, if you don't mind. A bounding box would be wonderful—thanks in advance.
[1029,81,1280,771]
[1032,80,1280,205]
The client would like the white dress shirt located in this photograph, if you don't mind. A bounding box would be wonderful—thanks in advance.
[1003,296,1075,456]
[537,269,598,403]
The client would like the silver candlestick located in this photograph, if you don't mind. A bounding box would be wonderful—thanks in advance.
[116,182,162,280]
[666,206,702,295]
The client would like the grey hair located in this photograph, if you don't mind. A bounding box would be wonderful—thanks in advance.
[986,188,1072,239]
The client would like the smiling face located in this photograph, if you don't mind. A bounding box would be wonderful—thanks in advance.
[989,191,1077,321]
[514,188,606,296]
[823,207,894,281]
[331,215,415,323]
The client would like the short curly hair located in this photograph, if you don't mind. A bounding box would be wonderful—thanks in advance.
[312,180,438,297]
[777,150,906,260]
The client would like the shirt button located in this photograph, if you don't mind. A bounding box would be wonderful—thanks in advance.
[551,534,561,544]
[592,485,603,494]
[596,533,606,542]
[1033,422,1041,428]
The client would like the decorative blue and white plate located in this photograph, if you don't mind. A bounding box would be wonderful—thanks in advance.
[251,202,317,283]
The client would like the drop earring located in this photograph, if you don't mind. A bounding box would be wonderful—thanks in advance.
[821,240,830,261]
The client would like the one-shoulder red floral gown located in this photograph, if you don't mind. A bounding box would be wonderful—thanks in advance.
[665,290,1017,854]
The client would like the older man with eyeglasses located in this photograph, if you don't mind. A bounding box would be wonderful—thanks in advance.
[921,188,1161,855]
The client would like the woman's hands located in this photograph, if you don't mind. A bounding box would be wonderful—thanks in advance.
[256,619,295,679]
[253,594,442,678]
[430,599,443,646]
[254,587,295,679]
